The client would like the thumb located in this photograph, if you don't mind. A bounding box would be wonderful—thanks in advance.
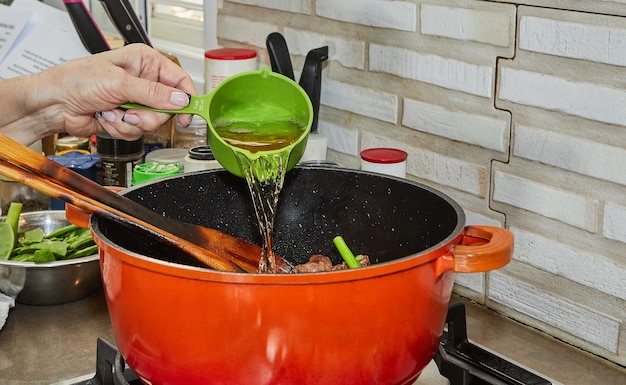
[122,78,191,110]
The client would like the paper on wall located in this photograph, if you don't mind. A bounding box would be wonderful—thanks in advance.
[0,0,89,80]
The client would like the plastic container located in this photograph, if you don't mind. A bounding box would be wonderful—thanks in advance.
[144,120,173,155]
[55,135,90,153]
[144,148,188,172]
[204,48,257,92]
[173,116,208,149]
[47,151,101,209]
[132,162,181,185]
[183,146,222,173]
[360,148,408,178]
[96,133,144,187]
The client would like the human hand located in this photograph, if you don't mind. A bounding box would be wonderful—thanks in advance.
[2,44,196,144]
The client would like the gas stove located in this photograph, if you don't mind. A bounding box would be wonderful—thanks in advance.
[54,303,559,385]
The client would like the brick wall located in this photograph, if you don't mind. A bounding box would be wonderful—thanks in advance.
[217,0,626,366]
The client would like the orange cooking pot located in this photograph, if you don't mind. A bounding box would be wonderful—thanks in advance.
[87,167,512,385]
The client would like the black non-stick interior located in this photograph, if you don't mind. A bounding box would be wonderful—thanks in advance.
[94,167,464,268]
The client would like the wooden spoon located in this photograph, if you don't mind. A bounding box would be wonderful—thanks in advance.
[0,134,292,273]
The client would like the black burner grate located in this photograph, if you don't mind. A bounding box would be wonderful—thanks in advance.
[435,302,552,385]
[70,339,140,385]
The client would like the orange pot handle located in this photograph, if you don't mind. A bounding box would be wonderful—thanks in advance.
[452,225,514,273]
[65,186,124,229]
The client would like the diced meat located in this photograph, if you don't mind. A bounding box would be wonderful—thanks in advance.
[293,255,333,273]
[293,254,371,273]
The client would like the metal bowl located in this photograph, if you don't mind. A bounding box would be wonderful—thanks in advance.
[0,211,100,305]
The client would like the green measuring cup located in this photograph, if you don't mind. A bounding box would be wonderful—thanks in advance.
[122,67,313,178]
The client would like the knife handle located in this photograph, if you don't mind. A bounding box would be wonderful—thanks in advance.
[64,0,111,54]
[99,0,152,46]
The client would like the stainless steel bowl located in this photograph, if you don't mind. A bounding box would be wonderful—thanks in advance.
[0,211,100,305]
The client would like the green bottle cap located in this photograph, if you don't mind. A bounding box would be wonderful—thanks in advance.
[132,162,181,185]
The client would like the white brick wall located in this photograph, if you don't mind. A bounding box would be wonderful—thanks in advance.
[489,271,621,353]
[604,202,626,243]
[370,44,494,97]
[519,15,626,66]
[403,98,509,152]
[283,28,365,70]
[498,67,626,126]
[512,227,626,301]
[321,79,398,124]
[316,0,417,32]
[227,0,311,14]
[493,171,598,231]
[421,4,514,47]
[513,124,626,187]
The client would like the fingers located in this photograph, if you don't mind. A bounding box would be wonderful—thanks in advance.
[94,108,175,140]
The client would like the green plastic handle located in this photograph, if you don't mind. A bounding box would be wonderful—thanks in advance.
[121,95,210,121]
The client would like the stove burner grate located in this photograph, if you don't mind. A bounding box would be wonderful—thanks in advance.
[436,302,552,385]
[71,303,552,385]
[69,338,139,385]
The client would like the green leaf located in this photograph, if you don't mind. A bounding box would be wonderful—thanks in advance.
[5,202,22,237]
[33,248,56,263]
[19,228,45,244]
[0,222,15,260]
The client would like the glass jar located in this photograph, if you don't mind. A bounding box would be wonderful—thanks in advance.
[173,116,207,149]
[96,133,144,187]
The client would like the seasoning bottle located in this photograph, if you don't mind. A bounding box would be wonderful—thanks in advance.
[204,48,258,92]
[173,116,208,149]
[132,162,181,186]
[360,148,408,178]
[96,132,144,187]
[47,151,101,209]
[144,121,172,155]
[144,148,188,172]
[183,145,222,173]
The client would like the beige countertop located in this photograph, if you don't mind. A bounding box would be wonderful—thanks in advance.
[0,290,624,384]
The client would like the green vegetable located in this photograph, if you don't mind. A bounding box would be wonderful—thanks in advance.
[0,202,22,260]
[33,249,56,263]
[20,228,45,244]
[0,222,15,260]
[333,236,362,269]
[5,202,22,237]
[0,209,98,263]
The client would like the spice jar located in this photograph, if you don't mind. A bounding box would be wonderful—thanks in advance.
[183,146,222,173]
[204,48,258,92]
[132,162,181,186]
[47,151,101,209]
[96,132,144,187]
[360,148,408,178]
[144,148,188,172]
[173,116,208,149]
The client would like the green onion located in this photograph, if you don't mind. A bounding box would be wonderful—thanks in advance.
[333,236,361,269]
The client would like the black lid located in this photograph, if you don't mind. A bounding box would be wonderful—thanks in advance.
[188,145,215,161]
[96,132,144,156]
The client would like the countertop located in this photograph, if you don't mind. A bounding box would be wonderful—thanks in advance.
[0,290,624,384]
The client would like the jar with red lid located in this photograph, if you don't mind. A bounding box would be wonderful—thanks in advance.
[360,148,408,178]
[204,48,257,92]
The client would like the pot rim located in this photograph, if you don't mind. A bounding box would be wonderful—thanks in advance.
[91,167,467,284]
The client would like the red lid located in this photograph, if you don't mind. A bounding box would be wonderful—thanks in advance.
[360,148,408,164]
[204,48,257,60]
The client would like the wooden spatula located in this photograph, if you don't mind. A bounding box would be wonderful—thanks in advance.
[0,134,292,273]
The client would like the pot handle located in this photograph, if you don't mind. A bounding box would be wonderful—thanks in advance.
[451,225,514,273]
[65,186,124,229]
